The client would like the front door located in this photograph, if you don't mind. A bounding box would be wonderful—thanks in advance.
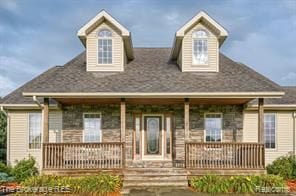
[133,114,172,161]
[143,116,163,159]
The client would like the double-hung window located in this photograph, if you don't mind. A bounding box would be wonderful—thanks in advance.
[192,30,208,65]
[83,113,102,143]
[29,113,42,149]
[205,113,222,142]
[264,113,276,149]
[98,29,112,64]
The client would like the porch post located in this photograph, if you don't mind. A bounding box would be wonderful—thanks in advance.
[184,98,190,141]
[42,98,49,143]
[120,98,126,142]
[258,98,264,143]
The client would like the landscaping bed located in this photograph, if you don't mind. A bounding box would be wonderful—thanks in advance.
[0,157,122,195]
[189,175,288,194]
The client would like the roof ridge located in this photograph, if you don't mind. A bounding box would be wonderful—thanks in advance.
[134,47,171,49]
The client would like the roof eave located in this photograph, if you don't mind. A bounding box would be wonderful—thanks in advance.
[22,92,285,99]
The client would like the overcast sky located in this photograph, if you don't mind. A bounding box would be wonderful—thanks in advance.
[0,0,295,97]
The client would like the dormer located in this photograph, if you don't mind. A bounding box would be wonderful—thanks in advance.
[171,11,228,72]
[77,10,134,72]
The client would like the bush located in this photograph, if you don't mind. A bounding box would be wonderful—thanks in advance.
[0,172,15,185]
[21,174,122,194]
[11,157,38,182]
[267,154,296,179]
[0,162,12,175]
[189,175,286,193]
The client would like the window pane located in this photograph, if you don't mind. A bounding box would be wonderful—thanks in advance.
[84,114,101,143]
[98,39,112,64]
[193,40,208,64]
[205,114,222,142]
[29,113,42,149]
[135,117,140,155]
[264,113,276,149]
[166,117,171,154]
[98,29,112,37]
[193,30,208,38]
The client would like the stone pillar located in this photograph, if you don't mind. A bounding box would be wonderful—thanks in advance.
[184,98,190,141]
[43,98,49,143]
[120,98,126,142]
[258,98,264,143]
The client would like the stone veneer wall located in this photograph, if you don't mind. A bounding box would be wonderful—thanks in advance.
[61,104,243,167]
[189,105,244,142]
[62,105,120,142]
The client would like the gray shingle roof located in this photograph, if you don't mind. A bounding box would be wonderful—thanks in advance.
[250,86,296,105]
[1,48,285,104]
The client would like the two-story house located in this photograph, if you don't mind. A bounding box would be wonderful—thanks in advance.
[1,10,296,187]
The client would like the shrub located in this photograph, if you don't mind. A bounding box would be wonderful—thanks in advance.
[189,174,286,193]
[0,172,15,185]
[0,162,12,175]
[266,154,296,179]
[190,175,229,193]
[11,157,38,182]
[21,174,122,194]
[229,176,255,193]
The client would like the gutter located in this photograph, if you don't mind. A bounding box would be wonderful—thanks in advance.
[33,96,43,109]
[0,106,7,116]
[22,91,285,99]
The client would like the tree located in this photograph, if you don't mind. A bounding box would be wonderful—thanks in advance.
[0,111,6,163]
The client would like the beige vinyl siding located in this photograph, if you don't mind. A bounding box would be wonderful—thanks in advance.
[177,47,182,69]
[86,21,124,72]
[182,22,219,72]
[8,110,62,169]
[243,111,294,164]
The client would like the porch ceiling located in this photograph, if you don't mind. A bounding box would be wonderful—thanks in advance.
[54,98,252,105]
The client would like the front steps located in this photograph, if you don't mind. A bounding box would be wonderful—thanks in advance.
[121,168,188,194]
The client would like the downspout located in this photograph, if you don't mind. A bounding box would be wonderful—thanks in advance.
[0,106,9,165]
[33,96,43,109]
[293,111,296,156]
[32,96,44,171]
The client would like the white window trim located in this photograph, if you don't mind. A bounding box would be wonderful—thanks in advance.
[203,112,223,143]
[97,29,113,65]
[83,112,102,143]
[28,112,42,151]
[264,112,277,151]
[192,29,209,66]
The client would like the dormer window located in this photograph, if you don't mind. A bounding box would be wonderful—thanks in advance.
[98,29,112,64]
[192,30,208,65]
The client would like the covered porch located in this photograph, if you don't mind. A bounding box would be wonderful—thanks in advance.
[36,96,266,173]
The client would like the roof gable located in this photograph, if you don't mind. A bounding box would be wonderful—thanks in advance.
[171,11,228,60]
[176,11,228,41]
[77,10,134,60]
[77,10,130,37]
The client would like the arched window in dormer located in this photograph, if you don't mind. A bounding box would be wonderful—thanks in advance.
[98,29,112,64]
[192,29,208,65]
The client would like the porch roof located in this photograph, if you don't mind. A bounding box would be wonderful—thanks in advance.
[1,48,285,105]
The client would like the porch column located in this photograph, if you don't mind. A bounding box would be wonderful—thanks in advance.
[184,98,190,141]
[258,98,264,143]
[42,98,49,143]
[120,98,126,142]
